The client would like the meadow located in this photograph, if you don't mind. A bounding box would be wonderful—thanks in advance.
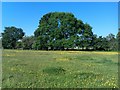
[2,49,118,88]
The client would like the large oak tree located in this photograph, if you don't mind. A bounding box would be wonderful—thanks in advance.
[34,12,94,50]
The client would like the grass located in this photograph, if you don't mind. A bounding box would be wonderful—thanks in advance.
[2,49,118,88]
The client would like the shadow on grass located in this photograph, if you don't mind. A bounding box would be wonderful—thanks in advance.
[43,66,66,75]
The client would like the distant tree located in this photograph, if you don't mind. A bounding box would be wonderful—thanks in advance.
[94,36,103,50]
[117,28,120,51]
[106,33,117,51]
[15,40,23,49]
[117,28,120,41]
[101,37,110,51]
[34,12,94,50]
[0,33,2,48]
[22,36,35,50]
[2,26,25,49]
[93,36,109,51]
[106,33,115,41]
[91,34,98,50]
[32,37,41,50]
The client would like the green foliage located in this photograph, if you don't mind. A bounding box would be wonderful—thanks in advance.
[1,12,119,51]
[107,33,118,51]
[2,26,25,49]
[15,41,23,49]
[117,28,120,51]
[34,12,118,51]
[22,36,35,50]
[34,12,94,50]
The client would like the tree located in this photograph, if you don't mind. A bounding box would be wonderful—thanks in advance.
[106,33,117,51]
[101,37,110,51]
[34,12,94,50]
[22,36,35,50]
[2,26,25,49]
[15,40,23,49]
[0,33,2,48]
[117,28,120,51]
[79,23,93,50]
[90,34,98,50]
[117,28,120,41]
[93,36,108,51]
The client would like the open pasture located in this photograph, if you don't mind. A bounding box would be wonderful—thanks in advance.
[2,50,118,88]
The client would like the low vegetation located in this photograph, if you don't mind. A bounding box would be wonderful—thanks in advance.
[2,50,118,88]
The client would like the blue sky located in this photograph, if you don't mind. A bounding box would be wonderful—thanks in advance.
[2,2,118,37]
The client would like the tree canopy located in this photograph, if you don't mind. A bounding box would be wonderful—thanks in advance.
[2,26,25,49]
[1,12,119,51]
[34,12,94,50]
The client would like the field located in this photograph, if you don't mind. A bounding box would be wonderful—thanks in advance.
[2,49,118,88]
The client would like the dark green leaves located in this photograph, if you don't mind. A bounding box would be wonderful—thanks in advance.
[2,26,25,49]
[34,12,94,50]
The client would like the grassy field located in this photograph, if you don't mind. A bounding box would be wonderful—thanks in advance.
[2,49,118,88]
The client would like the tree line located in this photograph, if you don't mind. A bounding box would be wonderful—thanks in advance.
[1,12,120,51]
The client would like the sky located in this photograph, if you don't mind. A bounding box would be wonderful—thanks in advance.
[2,2,118,37]
[118,2,120,28]
[1,0,119,2]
